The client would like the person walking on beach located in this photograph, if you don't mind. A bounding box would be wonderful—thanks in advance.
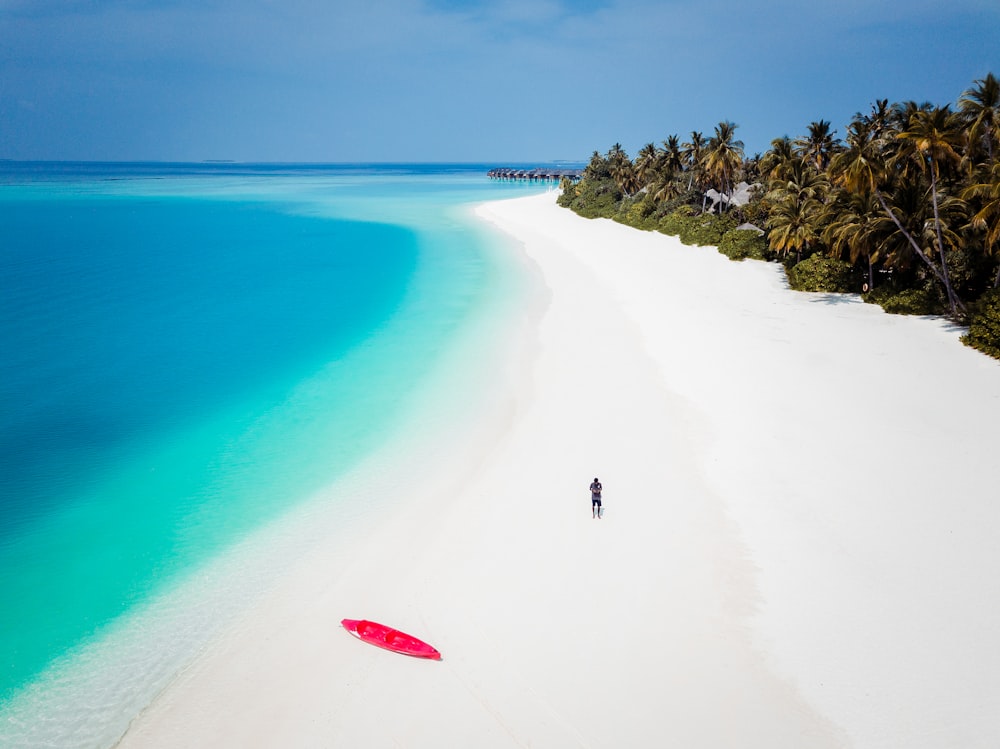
[590,477,603,518]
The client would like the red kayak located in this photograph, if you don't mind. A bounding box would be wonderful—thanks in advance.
[341,618,442,660]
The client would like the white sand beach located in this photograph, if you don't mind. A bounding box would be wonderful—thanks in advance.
[119,191,1000,748]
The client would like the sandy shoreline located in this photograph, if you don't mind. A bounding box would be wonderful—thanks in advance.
[120,191,1000,748]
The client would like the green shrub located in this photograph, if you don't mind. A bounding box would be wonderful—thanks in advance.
[863,285,938,315]
[679,212,737,246]
[656,207,736,246]
[657,206,695,237]
[655,191,699,217]
[556,181,576,207]
[786,254,854,292]
[562,176,621,219]
[615,194,659,230]
[717,228,770,261]
[961,288,1000,360]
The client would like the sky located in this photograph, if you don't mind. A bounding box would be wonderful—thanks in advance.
[1,0,998,162]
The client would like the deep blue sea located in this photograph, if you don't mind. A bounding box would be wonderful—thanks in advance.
[0,162,554,745]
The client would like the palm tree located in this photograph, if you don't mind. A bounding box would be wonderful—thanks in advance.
[705,121,745,208]
[607,143,639,196]
[583,150,612,182]
[875,181,969,303]
[759,136,796,182]
[650,135,685,203]
[795,120,840,172]
[742,153,763,184]
[634,143,660,188]
[765,155,829,262]
[766,194,824,263]
[896,106,966,315]
[768,155,828,204]
[864,98,892,138]
[830,113,967,316]
[826,119,898,291]
[890,100,934,132]
[884,186,953,281]
[661,135,684,176]
[829,119,884,194]
[823,190,885,290]
[959,72,1000,164]
[963,161,1000,285]
[681,131,706,191]
[652,175,686,203]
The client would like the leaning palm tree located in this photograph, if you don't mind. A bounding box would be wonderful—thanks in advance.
[880,186,949,279]
[704,121,745,208]
[831,114,967,316]
[874,180,969,302]
[959,72,1000,164]
[896,106,966,315]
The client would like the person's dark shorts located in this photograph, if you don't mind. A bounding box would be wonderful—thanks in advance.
[592,496,602,507]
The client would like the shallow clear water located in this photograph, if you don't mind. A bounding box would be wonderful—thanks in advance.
[0,163,553,742]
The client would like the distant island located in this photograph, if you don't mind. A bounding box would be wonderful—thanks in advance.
[557,73,1000,360]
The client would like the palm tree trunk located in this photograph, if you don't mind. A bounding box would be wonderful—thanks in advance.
[874,189,966,315]
[867,252,874,290]
[929,165,961,316]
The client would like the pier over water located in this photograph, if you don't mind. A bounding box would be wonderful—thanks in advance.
[487,166,583,182]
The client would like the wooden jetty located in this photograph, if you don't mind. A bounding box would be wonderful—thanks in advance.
[487,166,583,182]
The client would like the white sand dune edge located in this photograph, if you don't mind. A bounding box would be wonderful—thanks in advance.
[119,191,1000,748]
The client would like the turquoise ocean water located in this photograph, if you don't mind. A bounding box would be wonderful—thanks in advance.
[0,163,552,745]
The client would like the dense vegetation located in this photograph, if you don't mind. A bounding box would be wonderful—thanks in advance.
[557,73,1000,359]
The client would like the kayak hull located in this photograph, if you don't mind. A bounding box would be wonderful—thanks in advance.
[341,618,442,660]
